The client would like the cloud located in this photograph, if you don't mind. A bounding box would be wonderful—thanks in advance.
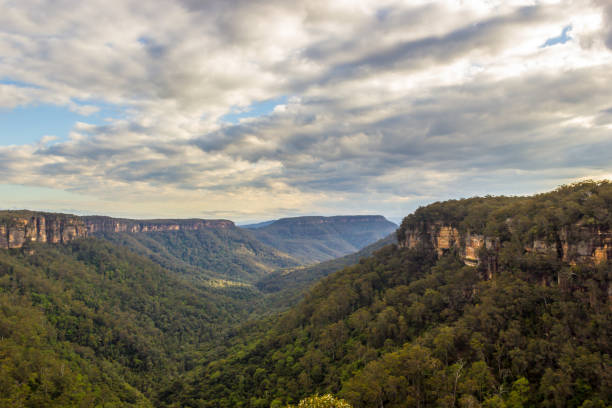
[0,0,611,220]
[602,2,612,49]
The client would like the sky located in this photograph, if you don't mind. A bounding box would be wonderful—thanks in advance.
[1,0,612,223]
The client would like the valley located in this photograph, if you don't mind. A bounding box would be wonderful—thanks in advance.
[0,182,611,407]
[4,2,611,406]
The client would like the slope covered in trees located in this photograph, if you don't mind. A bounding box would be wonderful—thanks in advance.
[166,182,612,408]
[257,233,397,310]
[251,216,397,263]
[398,181,612,246]
[97,226,299,283]
[0,238,262,406]
[2,182,611,407]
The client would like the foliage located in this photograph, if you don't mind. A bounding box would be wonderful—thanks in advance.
[99,227,299,282]
[286,394,352,408]
[0,238,263,405]
[166,183,612,407]
[397,180,612,244]
[2,181,612,407]
[257,233,396,310]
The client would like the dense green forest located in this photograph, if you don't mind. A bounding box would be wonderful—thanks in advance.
[163,182,612,407]
[97,227,299,283]
[165,245,611,407]
[0,239,261,406]
[398,181,612,244]
[257,234,397,310]
[1,181,611,407]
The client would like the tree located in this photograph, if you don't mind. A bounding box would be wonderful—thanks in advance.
[288,394,352,408]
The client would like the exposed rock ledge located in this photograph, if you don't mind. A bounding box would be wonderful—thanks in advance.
[0,211,234,249]
[398,221,612,278]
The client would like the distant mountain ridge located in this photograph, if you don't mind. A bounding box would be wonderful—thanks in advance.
[257,233,397,294]
[0,210,234,249]
[240,220,277,229]
[250,215,397,263]
[98,226,299,282]
[83,215,234,233]
[257,233,398,310]
[0,211,397,284]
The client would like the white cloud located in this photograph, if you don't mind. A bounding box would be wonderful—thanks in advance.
[0,0,611,221]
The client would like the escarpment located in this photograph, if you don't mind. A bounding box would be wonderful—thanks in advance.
[397,181,612,279]
[0,212,88,249]
[0,211,234,249]
[398,223,501,277]
[398,221,612,277]
[82,216,234,234]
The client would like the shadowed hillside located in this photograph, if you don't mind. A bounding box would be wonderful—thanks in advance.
[258,233,397,310]
[96,226,300,283]
[251,215,397,263]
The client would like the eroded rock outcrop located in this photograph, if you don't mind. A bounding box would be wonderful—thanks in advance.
[399,221,611,277]
[82,216,234,234]
[0,212,88,249]
[0,211,234,249]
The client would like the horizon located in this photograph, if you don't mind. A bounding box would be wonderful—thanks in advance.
[1,1,612,221]
[3,179,606,225]
[0,206,401,225]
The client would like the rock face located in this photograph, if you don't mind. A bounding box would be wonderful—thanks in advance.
[399,221,611,276]
[0,211,234,249]
[0,212,88,249]
[82,216,234,234]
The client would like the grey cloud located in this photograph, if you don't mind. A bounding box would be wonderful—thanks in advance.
[605,5,612,50]
[302,4,442,62]
[187,62,612,199]
[312,6,551,85]
[1,0,611,220]
[25,60,611,202]
[589,0,612,50]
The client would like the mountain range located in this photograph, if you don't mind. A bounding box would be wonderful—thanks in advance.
[0,212,396,282]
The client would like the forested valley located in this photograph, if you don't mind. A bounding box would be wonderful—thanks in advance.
[1,182,611,407]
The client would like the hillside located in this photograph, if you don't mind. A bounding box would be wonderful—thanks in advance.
[3,182,612,407]
[0,212,397,283]
[250,215,397,263]
[241,220,277,229]
[0,212,301,283]
[0,238,262,406]
[257,233,397,309]
[166,181,612,407]
[95,226,299,283]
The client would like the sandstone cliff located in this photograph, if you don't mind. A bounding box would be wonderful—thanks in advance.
[398,220,612,278]
[82,216,233,234]
[0,211,88,249]
[0,211,234,249]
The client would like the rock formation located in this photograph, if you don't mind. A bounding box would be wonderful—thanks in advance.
[82,216,233,234]
[0,212,88,249]
[398,221,612,277]
[0,211,234,249]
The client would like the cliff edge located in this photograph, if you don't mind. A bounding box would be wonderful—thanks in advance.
[397,181,612,279]
[0,211,234,249]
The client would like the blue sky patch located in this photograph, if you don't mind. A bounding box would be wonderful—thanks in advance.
[0,78,41,88]
[0,101,122,146]
[541,25,572,48]
[221,96,288,124]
